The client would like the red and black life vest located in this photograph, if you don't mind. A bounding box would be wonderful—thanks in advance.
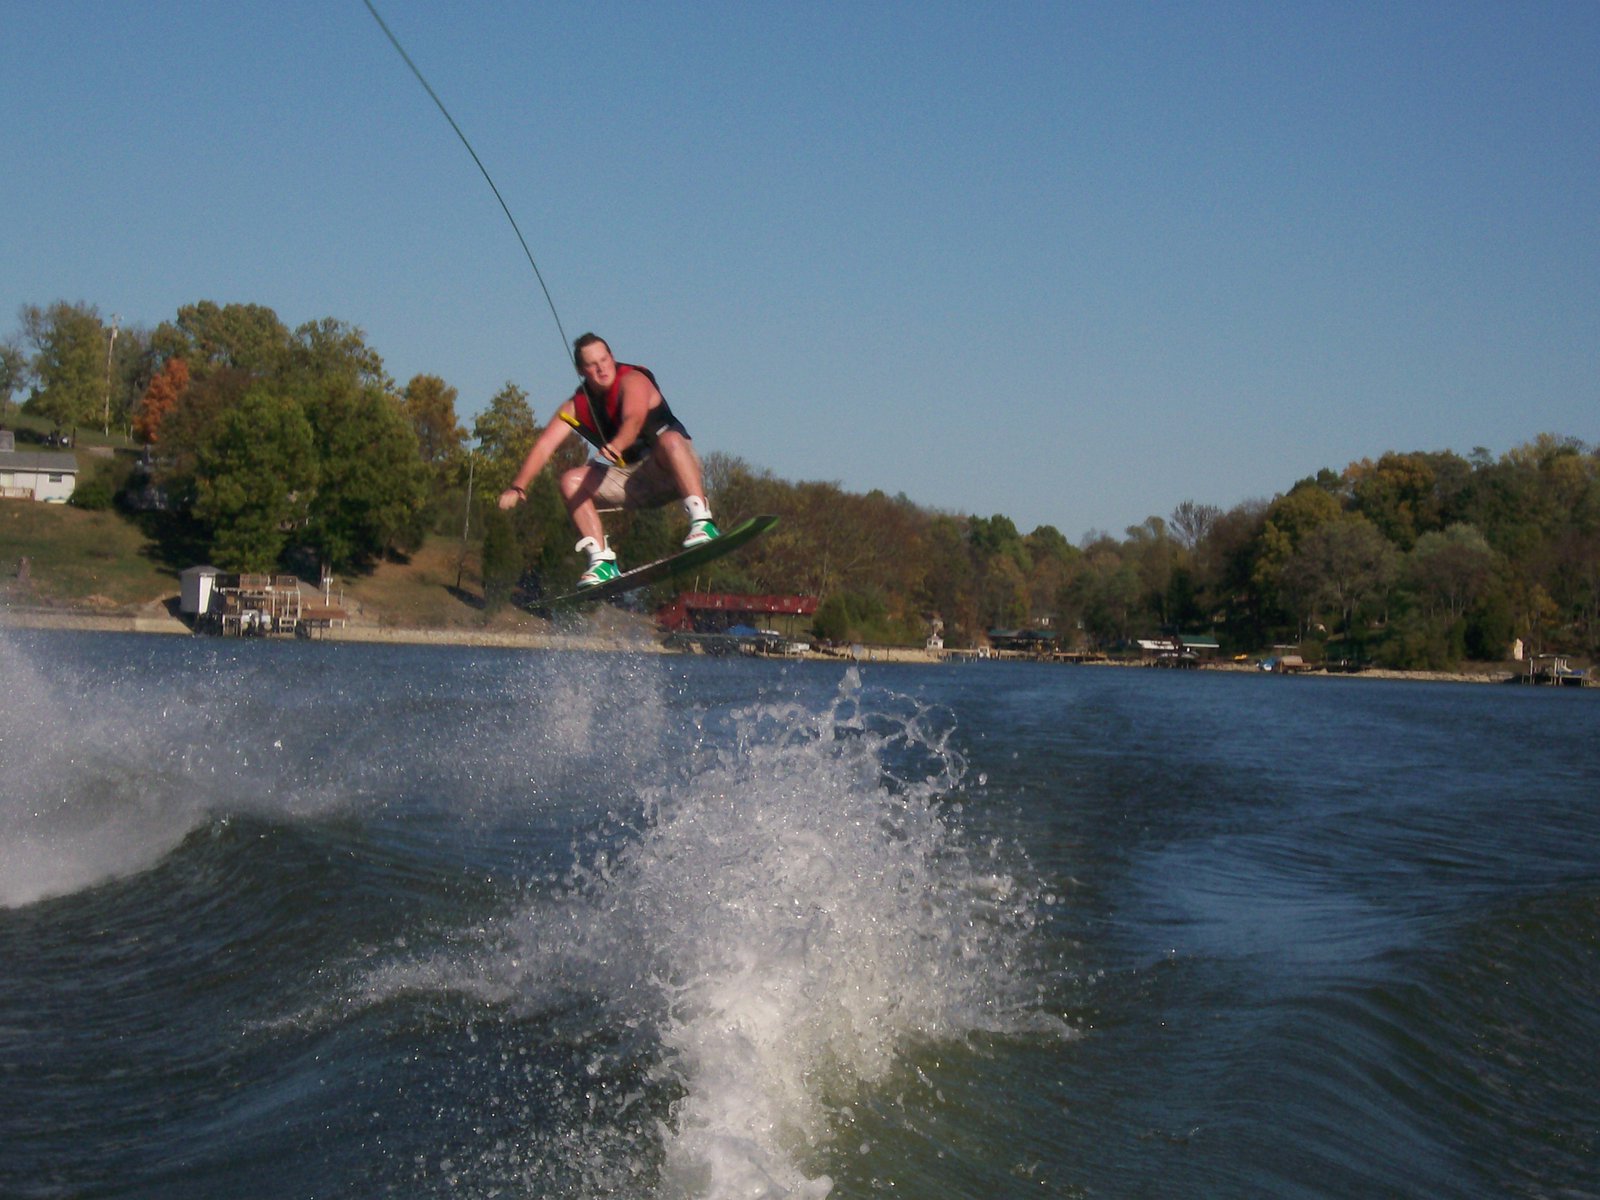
[567,363,687,466]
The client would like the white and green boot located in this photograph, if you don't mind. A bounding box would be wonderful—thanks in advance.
[682,496,720,548]
[575,536,619,588]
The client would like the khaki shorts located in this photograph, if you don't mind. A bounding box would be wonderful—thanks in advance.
[591,450,682,513]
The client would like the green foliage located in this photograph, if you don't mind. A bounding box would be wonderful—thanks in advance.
[1278,516,1398,637]
[811,590,921,645]
[1372,611,1465,671]
[156,301,291,374]
[1464,591,1515,660]
[510,468,577,583]
[68,454,135,512]
[969,513,1026,565]
[479,506,519,611]
[0,340,28,416]
[193,387,317,571]
[153,366,254,503]
[287,317,389,391]
[1404,523,1497,619]
[299,379,429,572]
[1060,538,1141,648]
[402,374,467,476]
[19,301,105,430]
[472,382,539,494]
[1346,452,1438,550]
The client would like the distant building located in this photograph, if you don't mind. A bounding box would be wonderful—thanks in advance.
[1137,634,1221,663]
[656,592,819,636]
[0,448,79,503]
[986,628,1059,654]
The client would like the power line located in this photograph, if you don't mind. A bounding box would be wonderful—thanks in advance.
[362,1,571,366]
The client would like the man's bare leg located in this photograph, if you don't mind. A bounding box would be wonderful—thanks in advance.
[651,430,707,504]
[559,464,608,545]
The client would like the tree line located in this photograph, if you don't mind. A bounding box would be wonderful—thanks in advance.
[5,299,1596,666]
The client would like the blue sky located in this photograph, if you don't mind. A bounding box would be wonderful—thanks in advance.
[4,2,1596,540]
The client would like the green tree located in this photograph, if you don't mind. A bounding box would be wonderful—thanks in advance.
[19,301,105,430]
[1404,523,1497,620]
[472,382,539,493]
[969,514,1027,568]
[1195,499,1269,640]
[1251,482,1344,624]
[1278,515,1398,637]
[479,506,520,611]
[920,515,978,643]
[156,301,292,375]
[288,317,389,392]
[1062,537,1142,648]
[1460,436,1579,565]
[1023,524,1079,625]
[154,366,255,502]
[300,380,429,572]
[0,339,28,420]
[811,590,913,644]
[401,374,467,476]
[193,387,317,571]
[1124,516,1178,625]
[1421,450,1477,529]
[1464,590,1516,661]
[106,322,152,435]
[1346,452,1438,550]
[978,553,1029,629]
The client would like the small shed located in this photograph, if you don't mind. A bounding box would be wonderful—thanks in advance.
[180,565,221,616]
[0,449,79,502]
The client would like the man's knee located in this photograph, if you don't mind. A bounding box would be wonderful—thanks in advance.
[654,429,698,468]
[559,466,594,501]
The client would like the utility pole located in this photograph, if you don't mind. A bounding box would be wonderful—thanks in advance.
[455,449,476,590]
[101,315,119,435]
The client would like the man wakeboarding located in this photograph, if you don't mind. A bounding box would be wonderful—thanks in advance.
[497,333,720,587]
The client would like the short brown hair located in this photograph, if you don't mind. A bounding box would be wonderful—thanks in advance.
[572,332,610,373]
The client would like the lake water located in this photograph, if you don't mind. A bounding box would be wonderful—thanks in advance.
[1,629,1595,1199]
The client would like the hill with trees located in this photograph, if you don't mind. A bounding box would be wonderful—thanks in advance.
[4,298,1597,667]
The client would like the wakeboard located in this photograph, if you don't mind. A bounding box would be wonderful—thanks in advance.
[537,514,779,609]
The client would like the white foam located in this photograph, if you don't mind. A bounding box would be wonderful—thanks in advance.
[0,628,359,907]
[0,632,209,906]
[492,668,1047,1197]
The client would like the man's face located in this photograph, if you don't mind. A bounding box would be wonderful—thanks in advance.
[578,343,617,390]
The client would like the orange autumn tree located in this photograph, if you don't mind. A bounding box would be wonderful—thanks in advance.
[133,357,189,444]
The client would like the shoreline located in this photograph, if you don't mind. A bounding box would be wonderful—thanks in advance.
[0,601,1540,684]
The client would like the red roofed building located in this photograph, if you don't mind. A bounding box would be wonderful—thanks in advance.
[656,592,819,635]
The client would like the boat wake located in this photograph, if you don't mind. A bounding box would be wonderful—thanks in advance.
[352,666,1059,1198]
[0,627,358,908]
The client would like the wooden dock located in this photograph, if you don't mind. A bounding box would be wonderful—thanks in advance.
[1517,655,1593,686]
[196,573,347,638]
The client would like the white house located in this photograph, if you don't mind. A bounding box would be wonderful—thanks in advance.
[0,449,79,502]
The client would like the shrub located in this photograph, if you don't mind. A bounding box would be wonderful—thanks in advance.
[69,456,134,511]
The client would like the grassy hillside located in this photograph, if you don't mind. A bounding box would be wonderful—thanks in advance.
[0,499,553,631]
[1,499,174,609]
[336,535,550,632]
